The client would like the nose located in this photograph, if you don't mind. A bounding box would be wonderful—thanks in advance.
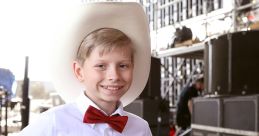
[107,66,120,82]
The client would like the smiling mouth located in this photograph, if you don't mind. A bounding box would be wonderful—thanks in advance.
[100,85,123,91]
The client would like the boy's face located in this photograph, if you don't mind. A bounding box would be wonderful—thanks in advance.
[73,45,134,106]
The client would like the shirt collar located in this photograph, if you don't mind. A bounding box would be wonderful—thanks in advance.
[76,92,126,127]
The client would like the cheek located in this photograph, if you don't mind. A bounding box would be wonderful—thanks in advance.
[82,68,103,82]
[83,74,103,90]
[123,70,134,83]
[85,71,103,81]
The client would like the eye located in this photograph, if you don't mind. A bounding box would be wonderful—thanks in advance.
[120,64,128,68]
[95,64,106,70]
[119,63,131,69]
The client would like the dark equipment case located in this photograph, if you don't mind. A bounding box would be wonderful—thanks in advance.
[204,31,259,95]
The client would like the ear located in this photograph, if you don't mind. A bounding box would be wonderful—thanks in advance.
[72,61,84,82]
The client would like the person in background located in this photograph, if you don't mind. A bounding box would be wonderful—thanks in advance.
[175,77,204,135]
[18,2,152,136]
[0,68,16,99]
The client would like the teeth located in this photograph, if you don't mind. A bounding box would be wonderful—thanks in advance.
[108,87,119,90]
[102,85,121,90]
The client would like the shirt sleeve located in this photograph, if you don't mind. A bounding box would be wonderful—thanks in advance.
[17,111,56,136]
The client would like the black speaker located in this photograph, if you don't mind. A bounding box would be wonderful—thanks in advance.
[139,57,161,99]
[205,31,259,95]
[223,95,259,131]
[192,97,222,136]
[192,95,259,134]
[150,125,170,136]
[192,97,222,127]
[124,99,169,126]
[124,99,170,136]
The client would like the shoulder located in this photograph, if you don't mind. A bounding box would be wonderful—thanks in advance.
[179,86,190,98]
[43,102,83,127]
[18,103,80,136]
[34,103,79,120]
[182,85,196,95]
[124,111,148,124]
[188,85,198,97]
[123,111,152,135]
[47,103,79,116]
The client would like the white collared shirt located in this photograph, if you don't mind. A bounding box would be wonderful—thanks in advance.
[18,93,152,136]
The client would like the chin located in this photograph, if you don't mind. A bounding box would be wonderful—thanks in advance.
[102,96,121,103]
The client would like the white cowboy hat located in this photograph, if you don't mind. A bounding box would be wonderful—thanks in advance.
[47,2,151,106]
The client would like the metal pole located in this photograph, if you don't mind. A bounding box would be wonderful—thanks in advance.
[5,92,8,136]
[232,0,237,32]
[21,56,30,129]
[0,87,2,135]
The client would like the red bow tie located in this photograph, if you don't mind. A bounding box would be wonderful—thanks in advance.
[83,106,128,133]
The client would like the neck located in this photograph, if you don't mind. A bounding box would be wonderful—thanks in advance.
[84,92,118,115]
[97,101,118,115]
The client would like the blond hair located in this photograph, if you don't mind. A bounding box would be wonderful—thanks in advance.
[76,28,134,64]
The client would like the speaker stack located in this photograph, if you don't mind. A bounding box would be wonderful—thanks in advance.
[204,30,259,95]
[192,95,259,136]
[192,31,259,135]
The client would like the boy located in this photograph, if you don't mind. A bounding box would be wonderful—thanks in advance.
[18,2,152,136]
